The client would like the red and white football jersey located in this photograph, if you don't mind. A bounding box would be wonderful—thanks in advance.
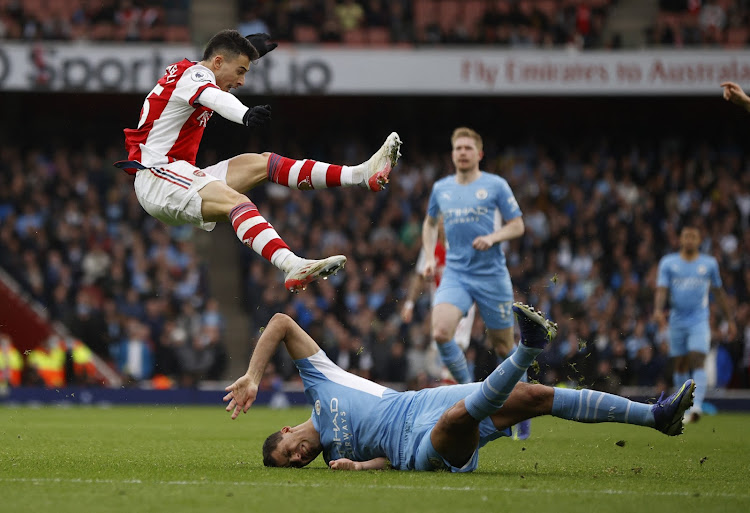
[123,59,220,172]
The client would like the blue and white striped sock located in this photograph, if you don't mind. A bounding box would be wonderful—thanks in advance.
[464,344,541,421]
[551,388,654,426]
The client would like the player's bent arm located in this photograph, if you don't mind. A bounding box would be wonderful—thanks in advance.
[329,457,389,471]
[653,287,667,314]
[653,286,668,325]
[224,314,319,418]
[488,216,524,244]
[712,287,735,322]
[196,87,249,124]
[245,313,319,383]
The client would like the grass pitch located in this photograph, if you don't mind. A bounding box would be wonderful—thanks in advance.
[1,405,749,513]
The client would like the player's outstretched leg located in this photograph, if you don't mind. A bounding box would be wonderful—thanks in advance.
[229,201,345,293]
[266,132,402,191]
[464,303,557,421]
[550,379,695,437]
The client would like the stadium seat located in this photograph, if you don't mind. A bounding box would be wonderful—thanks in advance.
[342,28,368,45]
[367,27,391,46]
[725,27,749,48]
[164,25,190,43]
[293,25,320,44]
[413,0,434,32]
[438,0,461,34]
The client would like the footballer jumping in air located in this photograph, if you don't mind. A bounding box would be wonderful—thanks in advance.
[117,30,402,292]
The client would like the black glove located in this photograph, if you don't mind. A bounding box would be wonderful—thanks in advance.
[243,104,271,128]
[245,33,278,60]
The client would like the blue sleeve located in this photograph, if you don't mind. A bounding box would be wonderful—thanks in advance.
[427,184,440,219]
[656,257,669,288]
[497,179,522,221]
[710,258,722,288]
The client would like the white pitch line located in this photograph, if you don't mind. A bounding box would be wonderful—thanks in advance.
[0,477,748,499]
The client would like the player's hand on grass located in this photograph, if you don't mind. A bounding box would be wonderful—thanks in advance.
[223,374,258,419]
[329,458,360,471]
[721,82,750,110]
[472,235,494,251]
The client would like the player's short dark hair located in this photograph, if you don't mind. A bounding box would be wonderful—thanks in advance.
[678,215,702,234]
[262,430,284,467]
[203,29,259,62]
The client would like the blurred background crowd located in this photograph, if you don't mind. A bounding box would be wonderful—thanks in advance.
[1,102,748,393]
[2,0,750,49]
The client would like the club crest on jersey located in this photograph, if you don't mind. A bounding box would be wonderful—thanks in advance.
[191,69,210,82]
[475,189,488,200]
[698,265,707,275]
[193,170,206,177]
[315,400,321,415]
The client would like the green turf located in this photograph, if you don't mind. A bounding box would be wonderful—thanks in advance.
[1,405,749,513]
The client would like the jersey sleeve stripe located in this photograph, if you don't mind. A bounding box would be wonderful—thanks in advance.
[307,350,387,398]
[189,83,220,107]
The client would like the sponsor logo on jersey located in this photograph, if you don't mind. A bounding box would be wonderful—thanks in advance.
[197,111,213,127]
[475,188,488,200]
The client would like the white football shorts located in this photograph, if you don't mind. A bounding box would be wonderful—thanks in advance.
[133,159,230,231]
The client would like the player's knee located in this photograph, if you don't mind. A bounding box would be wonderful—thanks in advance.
[517,383,552,413]
[269,313,293,330]
[439,401,476,428]
[688,352,705,369]
[433,325,455,344]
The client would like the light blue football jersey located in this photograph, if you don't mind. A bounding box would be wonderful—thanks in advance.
[427,172,521,276]
[657,253,722,328]
[295,351,504,470]
[295,350,414,467]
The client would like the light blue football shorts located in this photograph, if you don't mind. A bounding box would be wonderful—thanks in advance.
[433,268,515,330]
[668,321,710,357]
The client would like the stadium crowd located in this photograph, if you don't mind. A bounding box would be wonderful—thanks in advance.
[2,121,747,393]
[239,0,615,49]
[0,0,616,49]
[648,0,750,48]
[0,143,227,387]
[0,0,191,42]
[5,0,750,50]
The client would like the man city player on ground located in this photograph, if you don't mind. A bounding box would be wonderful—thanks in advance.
[223,304,695,471]
[654,221,735,423]
[420,127,528,437]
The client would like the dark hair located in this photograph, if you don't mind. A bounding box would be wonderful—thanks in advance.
[262,430,284,467]
[203,29,259,62]
[678,215,701,234]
